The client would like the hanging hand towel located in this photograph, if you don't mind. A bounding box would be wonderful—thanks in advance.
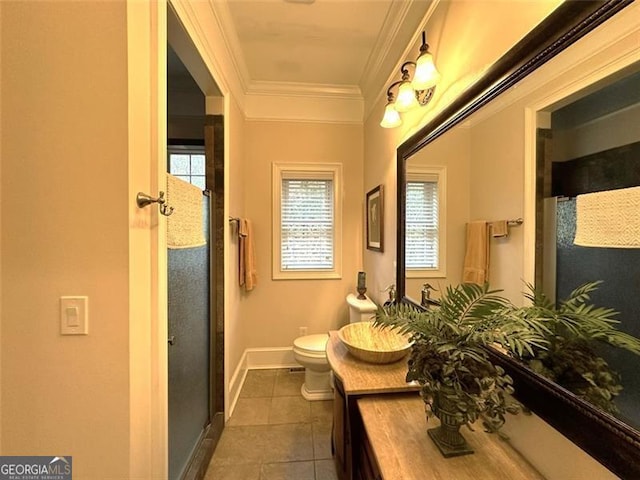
[166,173,206,249]
[239,218,257,291]
[462,221,489,285]
[490,220,509,238]
[574,186,640,248]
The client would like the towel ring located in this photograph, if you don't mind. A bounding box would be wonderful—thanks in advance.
[136,191,174,217]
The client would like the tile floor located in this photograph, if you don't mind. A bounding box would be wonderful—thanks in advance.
[204,368,338,480]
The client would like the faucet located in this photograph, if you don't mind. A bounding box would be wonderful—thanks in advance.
[421,283,441,308]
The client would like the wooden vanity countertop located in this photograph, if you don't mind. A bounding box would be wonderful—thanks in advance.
[357,394,545,480]
[326,330,419,395]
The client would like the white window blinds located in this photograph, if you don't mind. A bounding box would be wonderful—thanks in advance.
[406,180,439,269]
[281,178,334,270]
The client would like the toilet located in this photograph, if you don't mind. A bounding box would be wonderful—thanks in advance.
[293,293,377,401]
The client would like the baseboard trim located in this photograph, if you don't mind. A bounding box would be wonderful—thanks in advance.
[228,347,300,418]
[228,351,248,419]
[246,347,298,369]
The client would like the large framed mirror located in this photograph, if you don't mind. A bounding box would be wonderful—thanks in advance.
[395,1,640,477]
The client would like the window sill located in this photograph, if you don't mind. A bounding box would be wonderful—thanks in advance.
[406,269,447,279]
[273,270,342,281]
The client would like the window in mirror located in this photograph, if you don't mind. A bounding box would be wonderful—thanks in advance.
[406,166,446,278]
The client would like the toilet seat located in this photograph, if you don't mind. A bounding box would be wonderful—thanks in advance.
[293,334,328,358]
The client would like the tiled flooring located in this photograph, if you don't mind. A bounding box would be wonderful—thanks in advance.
[204,369,338,480]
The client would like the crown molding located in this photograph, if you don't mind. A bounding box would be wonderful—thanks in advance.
[247,80,362,100]
[359,0,415,103]
[244,91,363,124]
[206,0,252,95]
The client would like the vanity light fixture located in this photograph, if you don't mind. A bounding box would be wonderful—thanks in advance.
[380,31,440,128]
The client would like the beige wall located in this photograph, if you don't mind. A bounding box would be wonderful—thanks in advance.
[240,121,363,348]
[362,114,402,305]
[1,2,130,477]
[226,96,247,383]
[553,103,640,162]
[469,103,528,302]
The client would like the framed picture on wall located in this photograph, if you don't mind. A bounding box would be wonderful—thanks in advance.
[366,185,384,252]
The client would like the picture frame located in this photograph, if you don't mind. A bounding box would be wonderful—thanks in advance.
[366,185,384,252]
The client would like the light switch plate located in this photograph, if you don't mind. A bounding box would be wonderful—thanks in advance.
[60,296,89,335]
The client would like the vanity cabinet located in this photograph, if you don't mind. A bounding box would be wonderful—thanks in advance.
[356,394,544,480]
[326,331,418,480]
[332,376,350,480]
[353,417,382,480]
[327,331,544,480]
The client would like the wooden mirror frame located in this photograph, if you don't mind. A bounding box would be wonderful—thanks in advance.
[395,1,640,477]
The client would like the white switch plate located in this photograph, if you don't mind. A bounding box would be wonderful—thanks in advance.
[60,296,89,335]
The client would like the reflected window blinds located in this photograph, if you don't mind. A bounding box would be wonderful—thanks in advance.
[406,180,439,269]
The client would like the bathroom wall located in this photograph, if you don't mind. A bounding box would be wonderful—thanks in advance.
[469,103,528,302]
[241,121,364,349]
[553,104,640,162]
[1,1,131,476]
[226,96,247,390]
[363,0,561,304]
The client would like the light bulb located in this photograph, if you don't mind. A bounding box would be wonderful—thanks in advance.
[394,81,419,113]
[412,52,440,91]
[380,103,402,128]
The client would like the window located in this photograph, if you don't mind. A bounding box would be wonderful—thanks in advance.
[168,146,206,189]
[406,166,446,278]
[272,163,342,279]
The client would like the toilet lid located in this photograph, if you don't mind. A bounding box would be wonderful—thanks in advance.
[294,334,329,355]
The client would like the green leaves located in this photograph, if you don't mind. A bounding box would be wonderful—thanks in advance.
[522,281,640,414]
[376,283,535,434]
[375,279,640,432]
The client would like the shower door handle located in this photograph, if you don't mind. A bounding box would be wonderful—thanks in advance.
[168,335,176,346]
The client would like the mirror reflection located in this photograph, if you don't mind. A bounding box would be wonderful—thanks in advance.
[403,59,640,432]
[537,67,640,430]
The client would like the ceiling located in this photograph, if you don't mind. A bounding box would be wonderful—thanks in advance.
[212,0,435,100]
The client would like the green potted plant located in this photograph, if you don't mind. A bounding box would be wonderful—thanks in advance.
[374,283,549,457]
[519,281,640,415]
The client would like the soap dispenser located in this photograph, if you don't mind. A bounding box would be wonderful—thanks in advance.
[383,284,396,306]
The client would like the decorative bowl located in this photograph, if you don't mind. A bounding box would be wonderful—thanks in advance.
[337,321,413,364]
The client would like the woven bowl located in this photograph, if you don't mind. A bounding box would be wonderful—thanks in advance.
[338,321,413,364]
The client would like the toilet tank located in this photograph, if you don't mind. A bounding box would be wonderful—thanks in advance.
[346,293,377,323]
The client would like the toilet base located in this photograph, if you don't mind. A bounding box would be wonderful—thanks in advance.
[300,369,333,401]
[301,383,333,401]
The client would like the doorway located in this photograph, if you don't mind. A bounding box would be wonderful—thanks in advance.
[167,17,225,479]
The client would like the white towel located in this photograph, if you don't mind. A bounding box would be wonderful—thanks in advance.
[166,173,206,249]
[574,186,640,248]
